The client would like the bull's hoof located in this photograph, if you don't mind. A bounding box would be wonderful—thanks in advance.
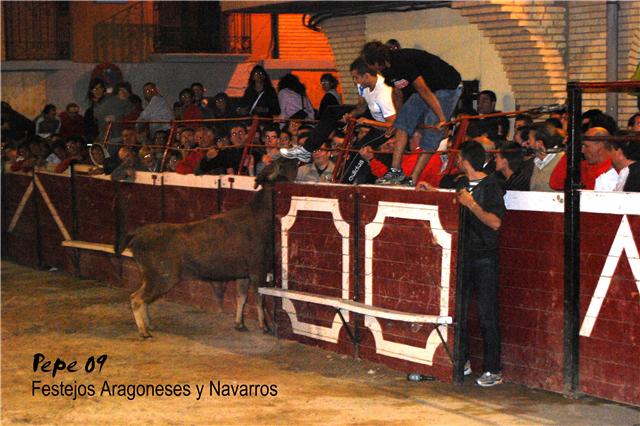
[262,325,272,334]
[234,323,248,332]
[139,330,153,339]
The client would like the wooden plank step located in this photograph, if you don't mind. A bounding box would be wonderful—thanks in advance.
[62,240,133,257]
[259,287,453,325]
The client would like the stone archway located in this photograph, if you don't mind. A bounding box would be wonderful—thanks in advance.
[453,1,567,110]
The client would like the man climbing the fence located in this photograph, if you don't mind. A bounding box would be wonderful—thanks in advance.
[361,41,462,186]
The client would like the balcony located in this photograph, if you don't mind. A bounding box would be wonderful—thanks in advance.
[2,2,71,61]
[94,2,251,62]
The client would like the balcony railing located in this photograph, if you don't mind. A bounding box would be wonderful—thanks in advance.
[153,12,251,54]
[94,2,154,63]
[3,2,71,61]
[3,1,251,63]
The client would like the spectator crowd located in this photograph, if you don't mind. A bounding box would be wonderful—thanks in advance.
[2,38,639,192]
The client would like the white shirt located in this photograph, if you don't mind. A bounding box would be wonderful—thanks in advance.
[357,74,395,123]
[534,153,557,170]
[278,88,315,120]
[615,166,630,191]
[594,167,619,191]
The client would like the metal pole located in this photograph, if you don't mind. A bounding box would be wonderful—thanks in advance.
[453,203,467,385]
[32,171,43,268]
[353,192,361,358]
[605,1,619,120]
[70,164,81,275]
[270,185,278,337]
[563,82,582,395]
[270,14,279,59]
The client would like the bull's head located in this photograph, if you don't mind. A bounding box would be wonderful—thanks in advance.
[254,157,299,189]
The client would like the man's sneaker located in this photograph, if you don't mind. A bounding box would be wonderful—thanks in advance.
[280,146,311,163]
[464,360,472,376]
[476,371,502,387]
[376,168,406,185]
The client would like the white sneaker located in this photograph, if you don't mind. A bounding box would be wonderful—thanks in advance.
[464,360,472,376]
[476,371,503,387]
[280,146,311,163]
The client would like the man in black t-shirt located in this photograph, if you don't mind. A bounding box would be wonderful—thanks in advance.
[361,41,462,186]
[455,141,506,387]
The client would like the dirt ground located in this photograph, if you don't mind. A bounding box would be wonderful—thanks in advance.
[1,261,638,425]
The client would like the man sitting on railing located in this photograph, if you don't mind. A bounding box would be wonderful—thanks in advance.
[361,41,462,186]
[281,57,396,183]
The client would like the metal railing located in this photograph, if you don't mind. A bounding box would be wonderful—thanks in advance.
[3,2,71,60]
[153,12,251,54]
[94,2,153,63]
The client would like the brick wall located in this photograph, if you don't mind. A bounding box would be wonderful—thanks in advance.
[618,1,640,126]
[452,1,567,110]
[278,14,335,61]
[317,2,638,119]
[567,2,607,113]
[454,1,638,119]
[316,15,366,105]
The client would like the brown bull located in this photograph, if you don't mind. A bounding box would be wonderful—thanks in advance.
[115,158,299,338]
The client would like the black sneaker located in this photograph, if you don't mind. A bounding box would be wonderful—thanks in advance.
[280,146,311,163]
[376,168,406,185]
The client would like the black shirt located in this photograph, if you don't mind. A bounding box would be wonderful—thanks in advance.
[239,86,280,117]
[624,161,640,192]
[500,157,533,191]
[457,173,506,252]
[382,48,461,99]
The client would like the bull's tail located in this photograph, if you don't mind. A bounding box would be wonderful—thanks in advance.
[113,182,132,257]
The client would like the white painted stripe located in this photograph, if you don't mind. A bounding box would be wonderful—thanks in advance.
[579,215,640,337]
[504,190,640,215]
[279,196,351,343]
[159,172,220,189]
[504,191,565,213]
[580,191,640,215]
[363,201,453,365]
[220,175,258,191]
[34,175,71,241]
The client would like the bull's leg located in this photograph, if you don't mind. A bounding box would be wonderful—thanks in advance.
[250,273,270,333]
[211,281,226,313]
[234,279,249,331]
[131,285,152,339]
[143,303,153,331]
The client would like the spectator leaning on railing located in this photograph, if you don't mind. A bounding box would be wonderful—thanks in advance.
[137,82,174,138]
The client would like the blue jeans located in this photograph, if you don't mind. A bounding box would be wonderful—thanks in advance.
[393,85,463,151]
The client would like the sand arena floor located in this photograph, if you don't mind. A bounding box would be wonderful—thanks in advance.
[1,261,638,425]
